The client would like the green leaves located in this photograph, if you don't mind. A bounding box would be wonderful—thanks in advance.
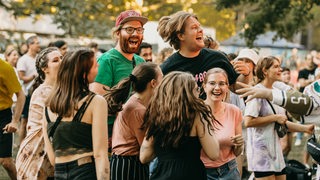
[217,0,319,47]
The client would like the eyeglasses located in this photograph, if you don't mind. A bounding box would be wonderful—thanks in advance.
[121,27,144,34]
[207,81,228,87]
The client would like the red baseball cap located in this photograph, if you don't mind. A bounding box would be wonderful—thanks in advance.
[115,10,148,27]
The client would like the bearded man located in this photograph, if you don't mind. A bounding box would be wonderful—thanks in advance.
[90,10,147,147]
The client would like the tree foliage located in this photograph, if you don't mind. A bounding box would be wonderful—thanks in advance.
[0,0,235,40]
[216,0,320,47]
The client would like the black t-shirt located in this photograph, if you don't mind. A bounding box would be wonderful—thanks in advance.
[298,68,316,92]
[160,48,239,98]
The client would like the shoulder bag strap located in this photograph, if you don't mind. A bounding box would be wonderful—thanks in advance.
[267,100,288,129]
[266,100,276,114]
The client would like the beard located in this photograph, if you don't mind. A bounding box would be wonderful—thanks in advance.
[119,35,142,54]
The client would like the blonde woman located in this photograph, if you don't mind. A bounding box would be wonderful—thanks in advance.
[201,68,243,180]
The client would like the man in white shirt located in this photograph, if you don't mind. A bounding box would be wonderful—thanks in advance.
[16,35,40,144]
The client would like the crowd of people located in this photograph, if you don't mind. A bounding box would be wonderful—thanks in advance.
[1,9,320,180]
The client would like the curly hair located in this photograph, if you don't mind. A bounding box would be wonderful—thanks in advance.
[142,71,218,148]
[157,11,198,50]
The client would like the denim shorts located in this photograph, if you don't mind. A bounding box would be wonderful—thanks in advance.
[206,159,240,180]
[54,156,96,180]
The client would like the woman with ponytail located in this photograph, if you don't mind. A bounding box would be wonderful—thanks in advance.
[106,62,163,180]
[16,47,62,180]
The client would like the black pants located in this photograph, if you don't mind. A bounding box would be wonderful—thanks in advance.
[110,154,149,180]
[0,108,13,157]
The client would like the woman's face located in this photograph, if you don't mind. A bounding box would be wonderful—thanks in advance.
[264,60,282,82]
[43,50,63,79]
[88,57,98,83]
[6,50,19,67]
[203,73,228,102]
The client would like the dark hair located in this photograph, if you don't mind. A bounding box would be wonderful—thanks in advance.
[227,53,237,62]
[136,42,152,55]
[47,49,95,117]
[53,40,67,48]
[143,71,217,148]
[30,47,59,95]
[255,56,280,83]
[88,42,98,49]
[281,67,290,73]
[104,62,159,114]
[47,42,55,47]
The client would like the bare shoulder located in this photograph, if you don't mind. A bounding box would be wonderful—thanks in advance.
[92,94,106,101]
[90,94,107,107]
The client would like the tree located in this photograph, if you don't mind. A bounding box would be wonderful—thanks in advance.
[216,0,320,47]
[0,0,235,41]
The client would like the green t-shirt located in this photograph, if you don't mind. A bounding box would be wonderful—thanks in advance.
[95,48,145,88]
[95,48,145,124]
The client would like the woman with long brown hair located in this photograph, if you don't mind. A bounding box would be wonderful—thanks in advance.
[140,71,220,180]
[43,49,109,180]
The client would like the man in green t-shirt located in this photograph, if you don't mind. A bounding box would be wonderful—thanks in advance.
[91,10,147,94]
[0,60,25,179]
[90,10,148,146]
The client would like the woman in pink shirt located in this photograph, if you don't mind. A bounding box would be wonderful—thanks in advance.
[201,68,244,180]
[105,62,163,180]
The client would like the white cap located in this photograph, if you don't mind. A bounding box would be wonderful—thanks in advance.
[234,49,260,65]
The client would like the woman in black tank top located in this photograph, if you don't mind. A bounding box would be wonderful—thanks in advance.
[43,49,109,180]
[140,71,220,180]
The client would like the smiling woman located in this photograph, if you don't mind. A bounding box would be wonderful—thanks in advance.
[201,67,243,180]
[244,56,314,180]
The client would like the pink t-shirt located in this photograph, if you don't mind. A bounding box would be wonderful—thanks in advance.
[201,103,242,168]
[112,96,146,156]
